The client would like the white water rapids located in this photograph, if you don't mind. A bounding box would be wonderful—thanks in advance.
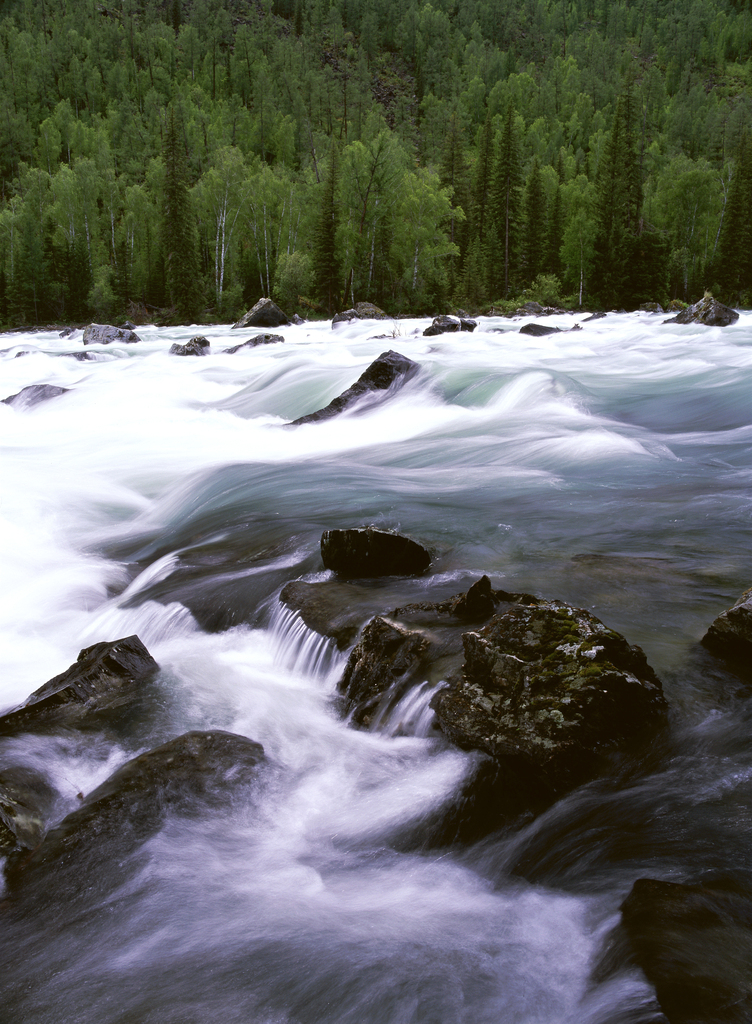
[1,310,751,1022]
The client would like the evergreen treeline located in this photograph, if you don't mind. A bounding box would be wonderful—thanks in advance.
[0,0,750,325]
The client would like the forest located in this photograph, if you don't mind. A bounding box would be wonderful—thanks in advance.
[0,0,750,325]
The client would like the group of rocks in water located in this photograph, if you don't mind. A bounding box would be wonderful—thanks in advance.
[1,294,748,1022]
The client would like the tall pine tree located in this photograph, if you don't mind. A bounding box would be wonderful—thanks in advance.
[522,157,547,286]
[489,105,522,298]
[713,132,752,303]
[310,146,341,314]
[163,106,201,322]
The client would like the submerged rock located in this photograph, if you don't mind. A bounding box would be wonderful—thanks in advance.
[519,323,562,336]
[232,297,290,329]
[4,730,266,893]
[321,527,431,578]
[2,384,70,408]
[0,635,160,736]
[83,323,141,345]
[433,599,667,793]
[423,314,477,337]
[289,349,419,425]
[663,296,739,327]
[169,335,210,356]
[702,587,752,676]
[225,333,284,354]
[620,877,752,1024]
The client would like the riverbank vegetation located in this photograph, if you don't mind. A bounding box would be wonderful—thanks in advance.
[0,0,750,324]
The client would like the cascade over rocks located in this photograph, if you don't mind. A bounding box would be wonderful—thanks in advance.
[225,333,285,353]
[2,384,70,408]
[4,730,266,895]
[619,877,752,1024]
[321,527,431,578]
[519,323,562,336]
[232,297,290,329]
[169,335,210,356]
[0,635,160,736]
[289,349,419,425]
[83,323,141,345]
[663,295,739,327]
[701,587,752,676]
[423,315,477,336]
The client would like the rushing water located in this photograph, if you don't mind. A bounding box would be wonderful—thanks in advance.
[1,310,751,1022]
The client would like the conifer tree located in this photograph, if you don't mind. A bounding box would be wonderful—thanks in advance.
[545,155,564,280]
[163,106,201,322]
[489,105,522,297]
[439,112,469,292]
[310,147,341,314]
[713,132,752,303]
[522,157,547,285]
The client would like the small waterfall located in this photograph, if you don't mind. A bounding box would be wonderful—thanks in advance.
[369,679,446,739]
[269,600,345,682]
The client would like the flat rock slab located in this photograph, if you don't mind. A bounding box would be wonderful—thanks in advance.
[2,384,70,408]
[432,599,667,792]
[232,297,290,329]
[702,586,752,676]
[4,730,265,893]
[225,333,284,353]
[169,335,210,356]
[663,296,739,327]
[83,323,141,345]
[0,635,160,736]
[321,527,431,578]
[620,877,752,1023]
[289,350,419,425]
[519,323,562,336]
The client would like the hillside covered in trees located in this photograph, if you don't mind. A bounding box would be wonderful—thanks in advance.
[0,0,750,324]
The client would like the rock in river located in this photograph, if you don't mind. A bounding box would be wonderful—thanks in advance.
[702,586,752,677]
[232,297,290,329]
[0,635,160,736]
[83,323,141,345]
[2,384,70,409]
[289,350,419,425]
[663,295,739,327]
[169,335,210,356]
[321,527,431,578]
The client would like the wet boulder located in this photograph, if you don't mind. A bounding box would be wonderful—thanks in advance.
[83,323,141,345]
[701,587,752,676]
[2,384,70,409]
[289,349,419,425]
[332,308,360,324]
[321,527,431,578]
[620,877,752,1024]
[0,635,160,737]
[225,333,285,354]
[432,598,667,794]
[519,323,562,336]
[582,311,607,321]
[0,766,57,856]
[423,315,477,337]
[4,730,266,894]
[170,335,209,356]
[232,297,290,329]
[663,295,739,327]
[169,335,210,356]
[640,302,665,313]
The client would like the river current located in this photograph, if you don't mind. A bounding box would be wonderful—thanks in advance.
[1,310,751,1022]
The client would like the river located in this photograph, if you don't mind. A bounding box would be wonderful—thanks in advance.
[1,310,751,1022]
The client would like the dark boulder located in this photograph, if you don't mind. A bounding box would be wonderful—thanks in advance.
[701,587,752,676]
[332,308,360,324]
[432,599,667,794]
[289,349,420,425]
[0,635,160,737]
[291,313,305,325]
[0,766,57,856]
[225,333,285,354]
[4,730,266,894]
[232,297,290,329]
[519,323,562,336]
[423,315,477,337]
[640,302,665,313]
[169,335,210,356]
[321,527,431,578]
[582,311,607,321]
[663,296,739,327]
[620,877,752,1024]
[2,384,70,408]
[83,323,141,345]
